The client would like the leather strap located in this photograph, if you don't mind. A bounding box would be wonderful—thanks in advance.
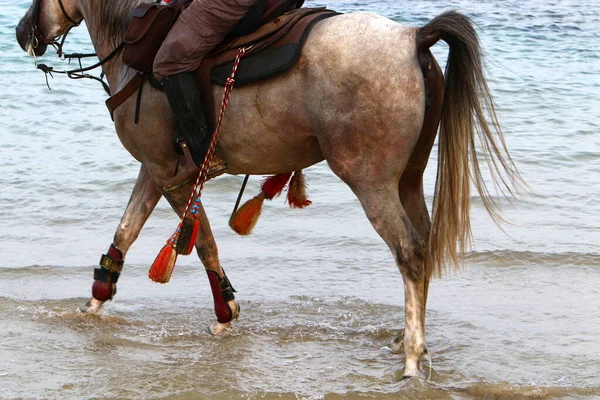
[99,254,124,273]
[177,137,201,172]
[94,244,124,283]
[94,267,120,284]
[99,244,124,272]
[105,73,144,120]
[219,272,236,302]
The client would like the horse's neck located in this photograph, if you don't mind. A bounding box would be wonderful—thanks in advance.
[78,0,148,92]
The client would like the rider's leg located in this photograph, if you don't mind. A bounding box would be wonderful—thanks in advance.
[154,0,259,166]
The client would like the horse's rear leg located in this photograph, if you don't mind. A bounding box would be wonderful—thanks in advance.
[317,94,429,377]
[80,164,162,313]
[326,152,427,376]
[391,49,445,352]
[161,186,240,334]
[389,180,431,355]
[350,184,428,378]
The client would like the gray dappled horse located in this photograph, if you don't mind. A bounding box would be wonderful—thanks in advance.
[16,0,520,378]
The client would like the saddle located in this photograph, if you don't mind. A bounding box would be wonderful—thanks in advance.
[106,4,337,183]
[196,7,338,130]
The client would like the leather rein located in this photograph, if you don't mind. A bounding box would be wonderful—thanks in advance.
[29,0,124,95]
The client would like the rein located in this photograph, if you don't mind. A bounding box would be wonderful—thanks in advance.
[36,42,125,95]
[29,0,122,95]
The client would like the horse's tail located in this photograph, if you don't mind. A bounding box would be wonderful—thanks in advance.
[416,11,523,277]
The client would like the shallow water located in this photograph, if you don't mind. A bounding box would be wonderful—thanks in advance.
[1,0,599,399]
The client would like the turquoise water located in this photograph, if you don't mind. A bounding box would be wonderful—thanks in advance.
[1,0,599,399]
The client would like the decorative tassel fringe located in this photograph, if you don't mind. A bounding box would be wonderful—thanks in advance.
[286,170,312,208]
[177,216,200,255]
[188,219,200,254]
[150,47,249,283]
[226,173,290,235]
[149,244,178,283]
[228,171,313,235]
[261,173,292,199]
[229,194,265,235]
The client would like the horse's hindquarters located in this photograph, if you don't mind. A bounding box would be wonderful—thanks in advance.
[214,12,425,177]
[300,13,425,182]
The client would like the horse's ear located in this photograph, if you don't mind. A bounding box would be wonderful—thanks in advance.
[229,194,265,235]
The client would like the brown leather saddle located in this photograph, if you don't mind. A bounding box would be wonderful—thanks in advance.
[196,7,338,130]
[107,7,337,118]
[106,5,338,182]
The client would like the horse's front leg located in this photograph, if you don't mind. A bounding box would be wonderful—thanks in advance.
[80,164,162,313]
[161,187,240,335]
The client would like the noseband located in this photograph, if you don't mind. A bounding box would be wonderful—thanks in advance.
[30,0,83,56]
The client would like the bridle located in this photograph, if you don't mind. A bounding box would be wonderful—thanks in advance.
[30,0,83,57]
[28,0,125,95]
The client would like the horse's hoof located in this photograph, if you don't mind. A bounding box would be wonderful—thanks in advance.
[403,352,429,380]
[209,321,232,336]
[401,368,426,380]
[390,329,405,354]
[77,297,105,314]
[208,299,239,335]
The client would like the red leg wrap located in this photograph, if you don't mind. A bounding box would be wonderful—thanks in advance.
[92,281,113,302]
[92,244,123,301]
[206,270,235,323]
[106,244,123,261]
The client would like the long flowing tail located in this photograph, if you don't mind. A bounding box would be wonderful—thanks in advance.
[417,11,524,277]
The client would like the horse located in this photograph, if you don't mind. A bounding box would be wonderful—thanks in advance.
[16,0,521,378]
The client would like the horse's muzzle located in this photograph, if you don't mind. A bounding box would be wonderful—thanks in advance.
[16,15,48,57]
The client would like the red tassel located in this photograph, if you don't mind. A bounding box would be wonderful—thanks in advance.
[187,219,200,254]
[260,173,292,199]
[287,170,312,208]
[229,194,265,235]
[177,216,200,255]
[149,244,178,283]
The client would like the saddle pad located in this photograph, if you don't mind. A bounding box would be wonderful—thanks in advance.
[210,10,338,86]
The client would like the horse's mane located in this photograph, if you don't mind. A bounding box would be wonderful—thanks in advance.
[84,0,151,47]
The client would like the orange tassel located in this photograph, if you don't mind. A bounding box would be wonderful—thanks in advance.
[287,170,312,208]
[149,244,178,283]
[177,216,200,255]
[229,194,265,235]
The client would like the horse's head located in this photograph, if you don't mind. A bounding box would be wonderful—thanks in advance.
[16,0,83,57]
